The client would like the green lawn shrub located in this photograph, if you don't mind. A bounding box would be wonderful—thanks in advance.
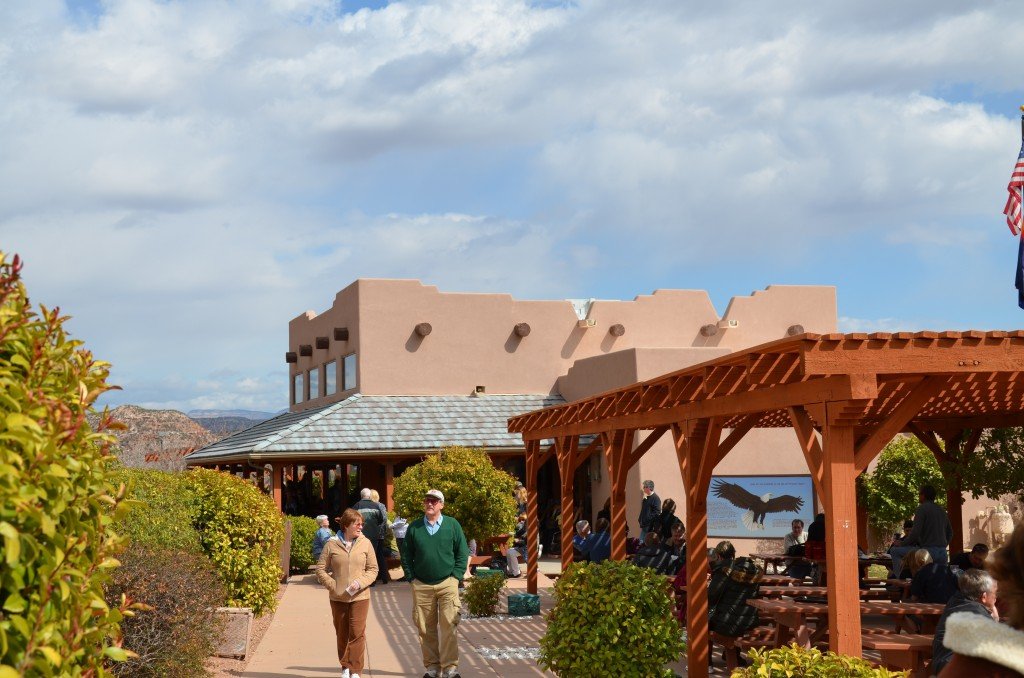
[735,644,908,677]
[106,545,225,678]
[393,446,517,544]
[463,572,505,616]
[539,560,684,677]
[106,468,225,677]
[0,252,132,675]
[184,468,284,615]
[110,468,200,553]
[287,515,319,572]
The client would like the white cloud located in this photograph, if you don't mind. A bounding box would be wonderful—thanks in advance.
[2,0,1023,408]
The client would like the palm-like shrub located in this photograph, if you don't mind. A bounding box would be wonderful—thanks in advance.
[539,560,684,677]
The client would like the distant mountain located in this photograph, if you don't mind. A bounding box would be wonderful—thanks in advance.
[105,405,221,471]
[191,415,267,436]
[187,408,278,420]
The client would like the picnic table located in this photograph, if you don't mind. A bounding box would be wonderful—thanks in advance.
[747,598,946,648]
[757,586,894,601]
[750,552,800,574]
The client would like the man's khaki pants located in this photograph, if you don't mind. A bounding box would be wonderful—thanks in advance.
[411,577,460,674]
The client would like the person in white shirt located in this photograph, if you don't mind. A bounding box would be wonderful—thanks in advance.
[783,519,806,553]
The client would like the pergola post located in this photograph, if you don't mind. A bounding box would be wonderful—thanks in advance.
[822,414,862,656]
[673,420,717,677]
[602,429,632,561]
[525,439,541,595]
[385,461,395,511]
[270,462,283,511]
[555,436,579,573]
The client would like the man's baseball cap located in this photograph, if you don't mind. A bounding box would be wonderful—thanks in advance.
[425,489,444,502]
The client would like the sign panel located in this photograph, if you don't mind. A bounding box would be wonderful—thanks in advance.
[706,475,815,538]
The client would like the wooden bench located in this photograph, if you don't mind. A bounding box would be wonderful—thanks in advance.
[711,624,775,671]
[861,632,933,677]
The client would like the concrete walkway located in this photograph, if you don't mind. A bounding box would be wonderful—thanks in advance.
[241,560,700,678]
[241,565,559,678]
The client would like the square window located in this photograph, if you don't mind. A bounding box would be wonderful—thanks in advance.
[325,360,337,395]
[293,373,304,404]
[343,353,357,391]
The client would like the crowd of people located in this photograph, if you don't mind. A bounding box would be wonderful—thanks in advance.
[308,475,1024,677]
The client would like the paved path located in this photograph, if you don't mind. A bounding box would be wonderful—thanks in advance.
[241,561,699,677]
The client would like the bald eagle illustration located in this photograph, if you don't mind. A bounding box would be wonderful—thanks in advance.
[711,479,804,531]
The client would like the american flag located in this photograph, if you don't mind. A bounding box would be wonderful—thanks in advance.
[1004,141,1024,235]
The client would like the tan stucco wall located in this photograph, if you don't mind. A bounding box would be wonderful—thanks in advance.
[289,280,838,411]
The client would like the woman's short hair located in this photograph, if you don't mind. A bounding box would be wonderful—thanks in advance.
[370,489,380,502]
[337,508,363,530]
[991,523,1024,630]
[315,514,329,524]
[904,548,933,576]
[713,540,736,561]
[662,498,676,514]
[594,517,610,533]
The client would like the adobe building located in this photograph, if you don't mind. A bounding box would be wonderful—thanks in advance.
[188,278,849,554]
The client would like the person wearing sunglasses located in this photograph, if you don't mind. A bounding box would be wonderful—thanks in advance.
[399,489,469,678]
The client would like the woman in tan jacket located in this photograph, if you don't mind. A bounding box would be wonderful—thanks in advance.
[315,508,379,678]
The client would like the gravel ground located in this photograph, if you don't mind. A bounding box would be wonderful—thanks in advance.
[207,582,288,677]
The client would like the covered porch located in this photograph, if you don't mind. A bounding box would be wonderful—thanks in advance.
[509,331,1024,674]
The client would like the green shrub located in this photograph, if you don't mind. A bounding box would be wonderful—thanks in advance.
[0,252,133,674]
[106,545,225,678]
[393,446,517,543]
[464,573,505,617]
[735,644,908,677]
[288,515,319,572]
[110,467,201,553]
[183,468,284,615]
[539,561,683,677]
[857,436,944,535]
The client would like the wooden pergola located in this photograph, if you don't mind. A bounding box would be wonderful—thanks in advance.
[508,331,1024,675]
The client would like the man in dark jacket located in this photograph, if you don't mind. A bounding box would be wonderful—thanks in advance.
[951,543,990,572]
[932,569,999,675]
[889,484,952,574]
[638,480,661,539]
[352,488,386,584]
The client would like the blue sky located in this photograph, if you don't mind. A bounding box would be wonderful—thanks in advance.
[2,0,1024,412]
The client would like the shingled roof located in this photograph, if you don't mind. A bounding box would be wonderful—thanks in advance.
[186,393,565,464]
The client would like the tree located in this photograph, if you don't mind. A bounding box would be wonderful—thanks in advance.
[955,428,1024,501]
[393,446,517,544]
[0,252,132,674]
[857,435,944,536]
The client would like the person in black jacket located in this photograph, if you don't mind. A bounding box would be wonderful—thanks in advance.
[351,488,386,585]
[931,568,999,674]
[638,480,661,539]
[708,541,762,667]
[649,498,682,544]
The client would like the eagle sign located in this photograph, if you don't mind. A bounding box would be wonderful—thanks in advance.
[711,479,804,531]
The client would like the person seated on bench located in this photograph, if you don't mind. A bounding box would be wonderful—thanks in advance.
[708,541,763,667]
[951,542,990,573]
[573,518,611,564]
[633,531,673,573]
[495,539,522,578]
[931,568,999,675]
[909,549,959,604]
[940,522,1024,677]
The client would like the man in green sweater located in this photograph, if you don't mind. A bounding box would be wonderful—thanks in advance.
[400,488,469,678]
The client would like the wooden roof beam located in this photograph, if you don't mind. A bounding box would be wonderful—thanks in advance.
[626,425,669,470]
[516,373,878,440]
[854,375,951,472]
